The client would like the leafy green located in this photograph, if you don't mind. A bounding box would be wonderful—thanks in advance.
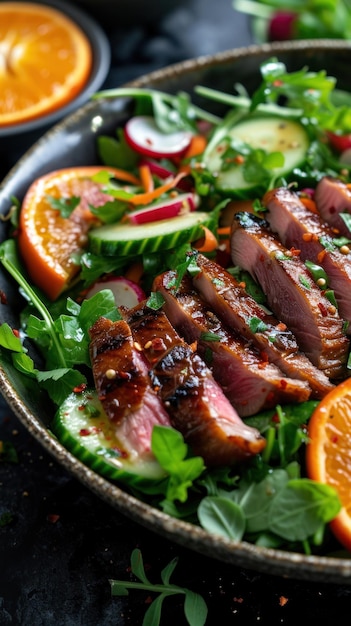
[110,549,208,626]
[151,426,205,503]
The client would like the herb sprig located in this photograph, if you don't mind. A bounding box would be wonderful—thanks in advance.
[110,549,208,626]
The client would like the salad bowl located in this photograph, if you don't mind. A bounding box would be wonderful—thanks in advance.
[1,39,351,584]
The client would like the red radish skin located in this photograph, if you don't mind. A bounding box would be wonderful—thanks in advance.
[86,277,145,309]
[127,193,199,225]
[125,115,192,159]
[268,11,296,41]
[140,159,194,192]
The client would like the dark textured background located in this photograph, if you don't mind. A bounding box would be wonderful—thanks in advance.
[1,1,351,623]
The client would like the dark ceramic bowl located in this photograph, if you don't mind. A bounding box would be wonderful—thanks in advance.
[1,39,351,585]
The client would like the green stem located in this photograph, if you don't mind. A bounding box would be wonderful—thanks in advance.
[0,242,67,369]
[111,581,185,596]
[194,85,303,118]
[93,87,222,126]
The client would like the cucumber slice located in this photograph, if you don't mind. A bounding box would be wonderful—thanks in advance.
[52,389,166,482]
[88,210,217,256]
[206,116,309,197]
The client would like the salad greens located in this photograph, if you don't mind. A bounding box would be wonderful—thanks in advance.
[234,0,351,41]
[0,58,350,556]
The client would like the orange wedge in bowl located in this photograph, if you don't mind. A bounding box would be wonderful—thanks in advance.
[306,377,351,551]
[0,2,92,127]
[17,167,122,300]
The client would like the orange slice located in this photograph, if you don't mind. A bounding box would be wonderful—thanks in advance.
[0,2,92,127]
[17,166,122,300]
[306,377,351,551]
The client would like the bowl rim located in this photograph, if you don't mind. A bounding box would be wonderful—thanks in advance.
[0,0,111,138]
[2,38,351,584]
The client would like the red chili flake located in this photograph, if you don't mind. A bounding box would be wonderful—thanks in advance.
[273,79,283,87]
[266,391,275,403]
[238,281,246,289]
[290,247,301,256]
[279,596,288,607]
[78,405,86,411]
[318,302,328,317]
[280,379,288,390]
[12,328,20,337]
[73,383,87,393]
[272,413,280,423]
[47,514,60,524]
[260,350,269,363]
[0,289,7,304]
[276,322,287,331]
[79,428,91,437]
[331,435,338,443]
[234,155,245,164]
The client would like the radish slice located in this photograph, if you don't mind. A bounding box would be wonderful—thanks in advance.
[127,192,199,225]
[125,116,193,158]
[140,158,194,192]
[85,277,145,309]
[140,159,176,179]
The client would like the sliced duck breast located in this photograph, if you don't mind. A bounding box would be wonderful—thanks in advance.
[231,212,349,380]
[314,176,351,236]
[191,252,334,398]
[125,302,266,466]
[89,317,171,458]
[263,186,351,333]
[153,270,311,416]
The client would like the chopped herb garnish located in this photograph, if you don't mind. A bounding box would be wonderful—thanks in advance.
[147,291,165,310]
[199,331,221,342]
[248,316,268,333]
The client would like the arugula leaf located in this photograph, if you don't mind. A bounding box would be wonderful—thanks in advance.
[110,548,208,626]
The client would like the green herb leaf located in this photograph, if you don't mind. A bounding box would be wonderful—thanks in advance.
[197,495,246,541]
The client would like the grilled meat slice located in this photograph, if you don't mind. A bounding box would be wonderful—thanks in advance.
[89,317,171,456]
[191,252,334,398]
[153,270,311,416]
[314,176,351,237]
[263,186,351,333]
[125,302,265,466]
[231,212,349,380]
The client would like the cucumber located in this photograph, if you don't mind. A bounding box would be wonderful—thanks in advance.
[52,389,166,482]
[88,210,217,256]
[205,116,309,197]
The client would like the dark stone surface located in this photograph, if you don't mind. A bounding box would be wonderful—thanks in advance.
[2,1,351,624]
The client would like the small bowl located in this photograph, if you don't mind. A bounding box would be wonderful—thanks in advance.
[0,0,110,174]
[2,39,351,585]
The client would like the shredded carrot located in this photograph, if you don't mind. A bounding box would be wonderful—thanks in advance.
[109,168,141,186]
[178,134,207,175]
[217,226,231,237]
[127,172,186,206]
[183,134,207,160]
[300,196,318,214]
[193,226,218,253]
[124,261,144,284]
[139,164,154,193]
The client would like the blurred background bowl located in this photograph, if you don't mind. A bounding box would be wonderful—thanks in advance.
[0,0,111,169]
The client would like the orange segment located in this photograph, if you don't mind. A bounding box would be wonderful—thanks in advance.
[0,2,92,126]
[17,167,122,300]
[306,377,351,551]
